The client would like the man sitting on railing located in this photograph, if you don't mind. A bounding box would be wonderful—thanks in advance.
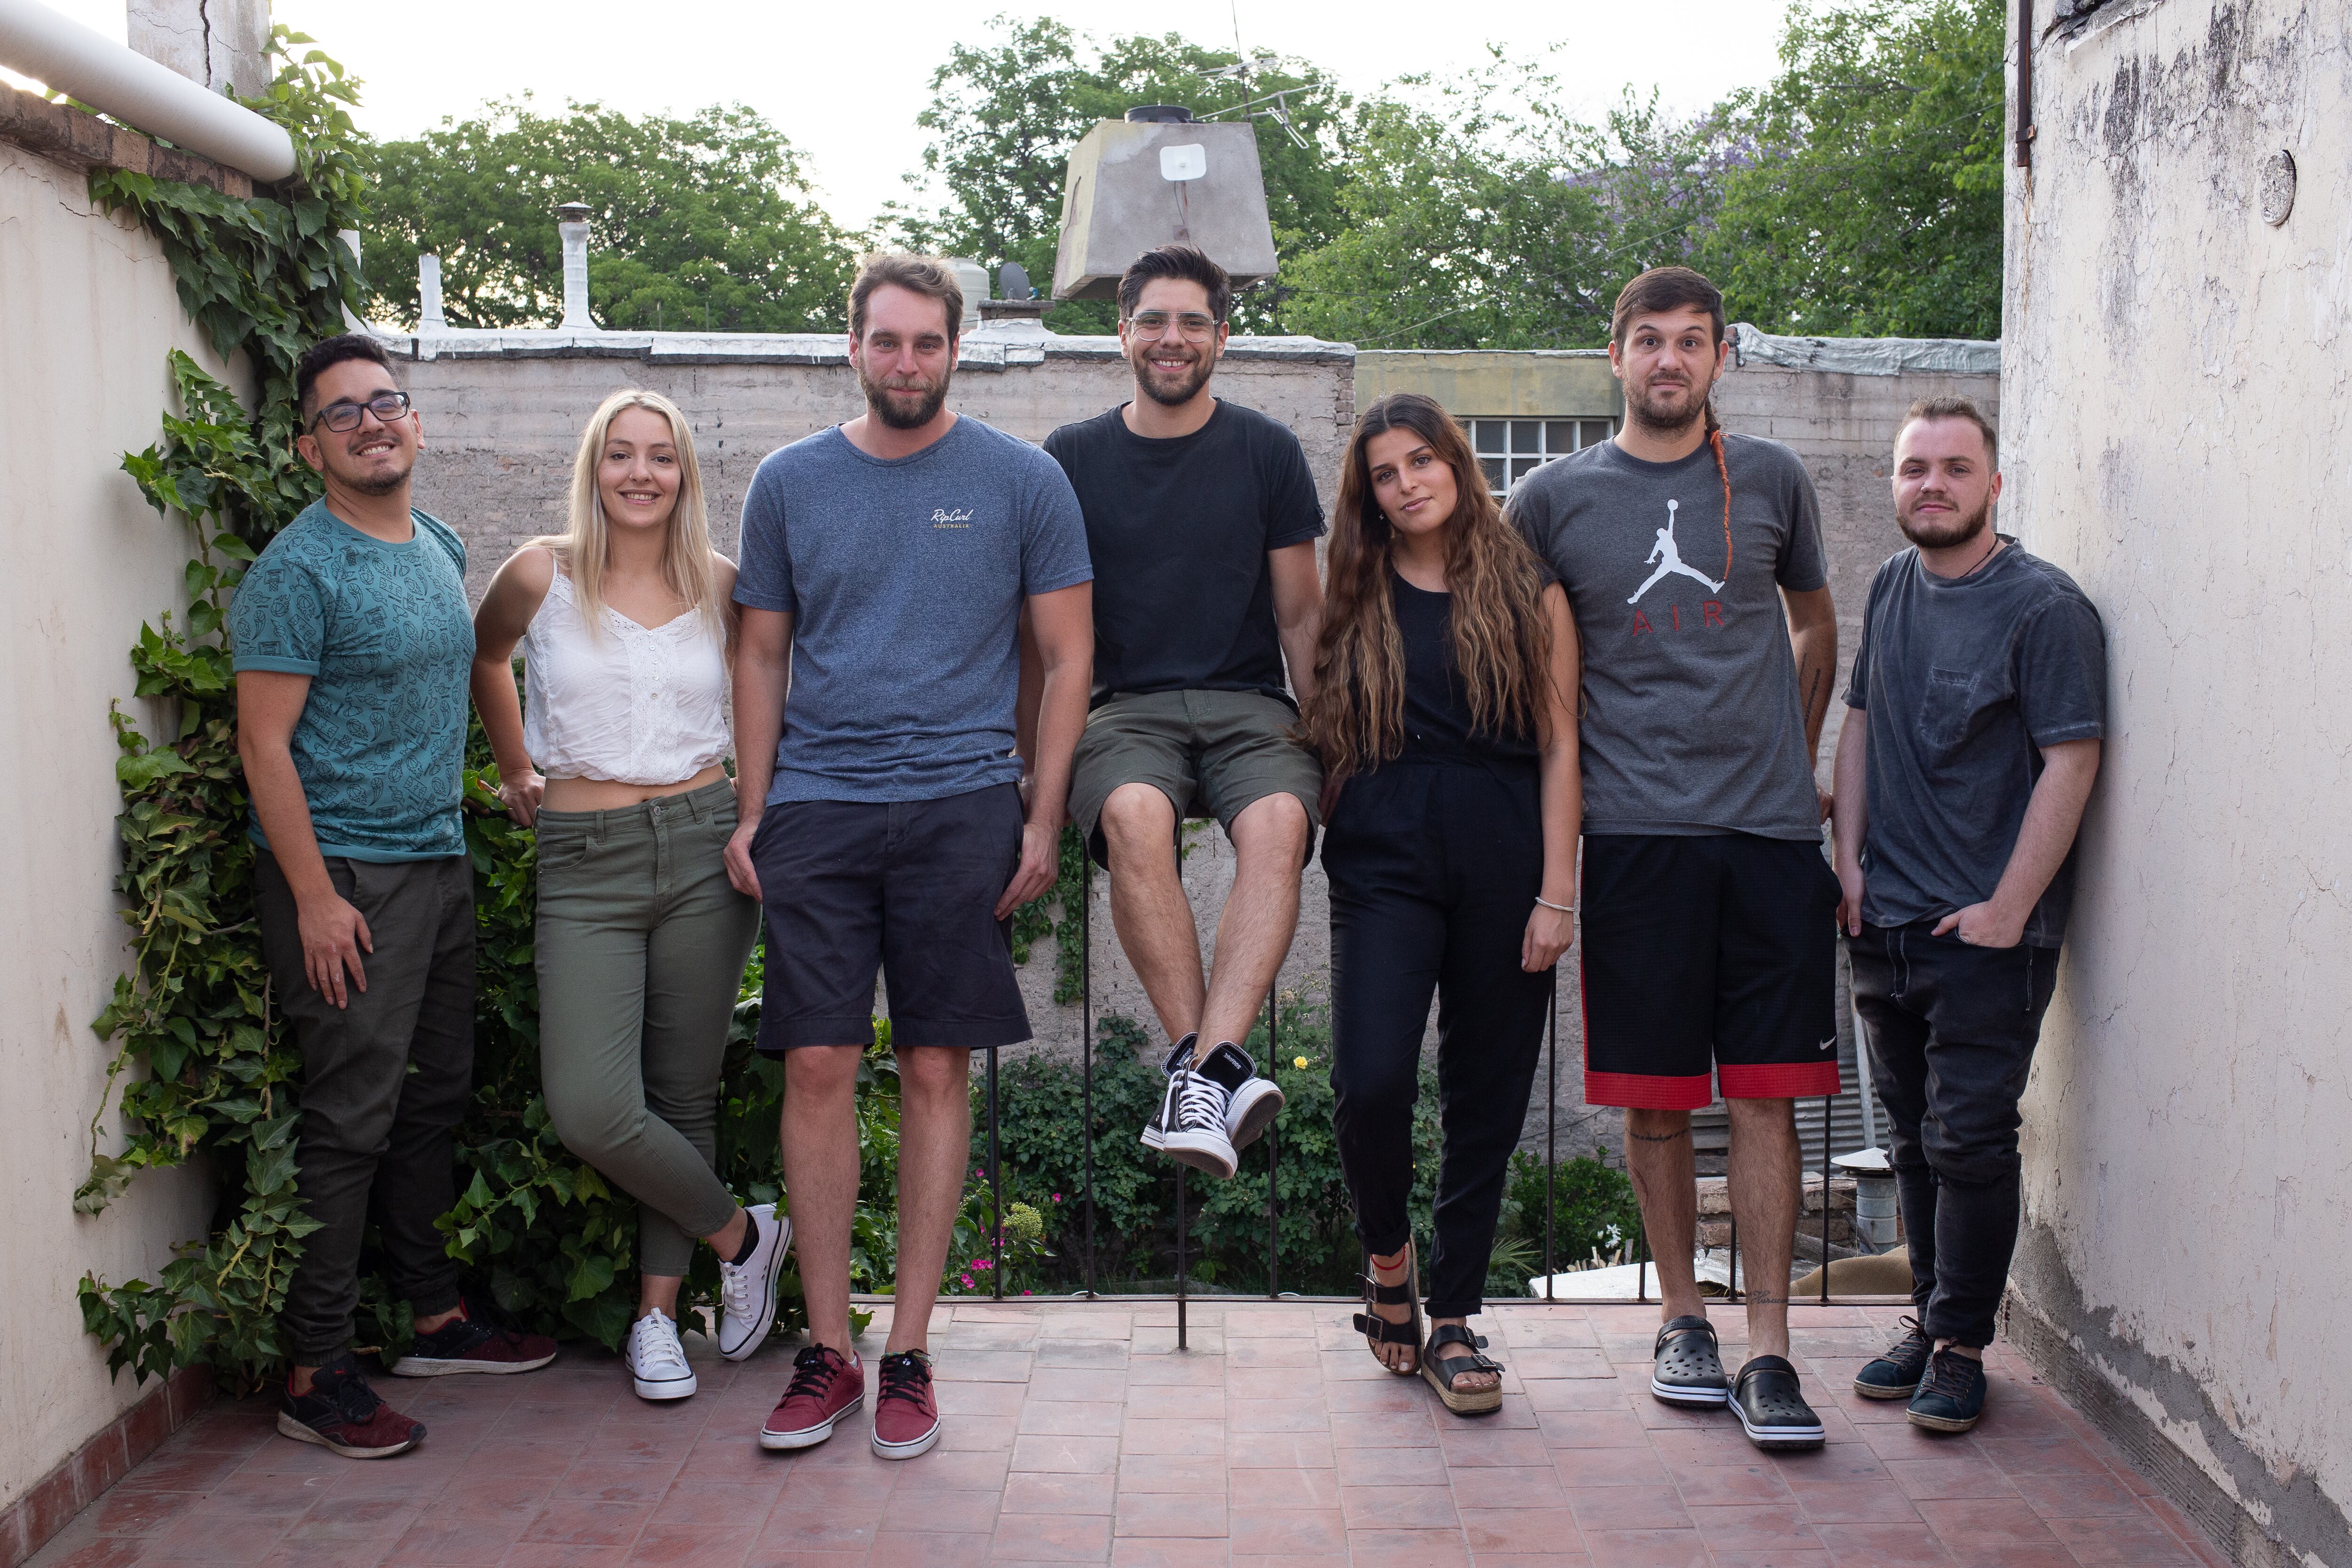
[1037,243,1327,1182]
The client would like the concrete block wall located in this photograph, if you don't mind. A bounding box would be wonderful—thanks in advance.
[1714,360,2002,777]
[396,329,1995,1173]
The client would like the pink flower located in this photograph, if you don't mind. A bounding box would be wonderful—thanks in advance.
[1051,1193,1063,1203]
[959,1275,975,1289]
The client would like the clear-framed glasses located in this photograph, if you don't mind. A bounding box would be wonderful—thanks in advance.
[311,391,413,433]
[1127,310,1219,341]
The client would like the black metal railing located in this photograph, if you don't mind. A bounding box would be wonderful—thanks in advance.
[947,855,1884,1342]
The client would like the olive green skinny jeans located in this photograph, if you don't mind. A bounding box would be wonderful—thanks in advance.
[535,779,760,1275]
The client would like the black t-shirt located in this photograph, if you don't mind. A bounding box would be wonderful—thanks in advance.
[1392,573,1541,766]
[1043,399,1326,705]
[1845,539,2107,945]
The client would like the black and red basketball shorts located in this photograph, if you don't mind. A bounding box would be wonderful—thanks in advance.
[1579,833,1843,1109]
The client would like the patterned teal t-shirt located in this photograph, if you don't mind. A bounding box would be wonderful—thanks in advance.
[228,500,474,860]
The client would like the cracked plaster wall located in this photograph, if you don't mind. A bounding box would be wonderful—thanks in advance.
[0,143,228,1514]
[2002,2,2352,1562]
[125,0,269,98]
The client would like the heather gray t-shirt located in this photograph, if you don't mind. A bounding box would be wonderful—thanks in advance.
[1845,540,2106,945]
[1509,433,1829,840]
[734,417,1093,804]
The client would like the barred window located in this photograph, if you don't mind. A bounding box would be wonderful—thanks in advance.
[1463,418,1618,498]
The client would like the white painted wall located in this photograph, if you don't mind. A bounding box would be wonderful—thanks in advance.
[2002,2,2352,1560]
[0,141,219,1510]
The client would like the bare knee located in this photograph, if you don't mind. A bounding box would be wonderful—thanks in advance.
[1726,1097,1796,1141]
[1626,1108,1693,1146]
[784,1045,863,1106]
[1230,792,1309,869]
[1100,784,1180,873]
[895,1045,971,1105]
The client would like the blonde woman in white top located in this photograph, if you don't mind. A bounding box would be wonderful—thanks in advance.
[471,388,788,1402]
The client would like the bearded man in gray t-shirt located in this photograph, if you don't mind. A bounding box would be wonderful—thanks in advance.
[1831,398,2104,1436]
[1509,267,1841,1452]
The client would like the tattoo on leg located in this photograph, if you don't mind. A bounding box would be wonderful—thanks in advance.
[1744,1293,1788,1307]
[1629,1128,1691,1144]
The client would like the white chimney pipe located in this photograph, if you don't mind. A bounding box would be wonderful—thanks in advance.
[0,0,297,182]
[556,202,594,331]
[418,254,446,331]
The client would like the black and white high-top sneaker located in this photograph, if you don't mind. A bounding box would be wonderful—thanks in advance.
[1192,1039,1284,1153]
[1139,1034,1238,1178]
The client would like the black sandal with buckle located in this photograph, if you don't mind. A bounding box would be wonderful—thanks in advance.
[1420,1323,1504,1416]
[1352,1245,1424,1376]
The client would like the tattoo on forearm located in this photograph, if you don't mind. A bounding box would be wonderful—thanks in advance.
[1629,1128,1690,1144]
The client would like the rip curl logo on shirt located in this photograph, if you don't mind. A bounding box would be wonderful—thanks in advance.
[931,508,974,529]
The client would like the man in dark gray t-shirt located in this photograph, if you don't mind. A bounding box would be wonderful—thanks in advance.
[1832,397,2105,1436]
[1509,267,1841,1452]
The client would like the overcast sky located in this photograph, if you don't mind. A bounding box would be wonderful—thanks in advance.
[23,0,1793,232]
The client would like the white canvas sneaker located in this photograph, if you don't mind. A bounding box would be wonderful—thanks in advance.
[716,1203,792,1362]
[625,1310,697,1401]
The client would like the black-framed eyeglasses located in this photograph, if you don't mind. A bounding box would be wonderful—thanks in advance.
[1127,310,1219,341]
[310,391,413,433]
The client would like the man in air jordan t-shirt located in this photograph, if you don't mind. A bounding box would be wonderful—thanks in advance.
[1509,267,1841,1452]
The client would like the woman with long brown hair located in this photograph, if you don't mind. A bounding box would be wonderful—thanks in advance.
[1300,393,1582,1416]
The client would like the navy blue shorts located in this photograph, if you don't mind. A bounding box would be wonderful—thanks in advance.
[749,783,1030,1052]
[1579,832,1841,1109]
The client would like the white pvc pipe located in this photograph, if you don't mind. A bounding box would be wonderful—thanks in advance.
[0,0,296,182]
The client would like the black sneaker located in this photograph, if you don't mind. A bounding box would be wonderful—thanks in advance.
[277,1353,425,1459]
[1854,1315,1932,1400]
[1650,1315,1730,1407]
[388,1297,558,1377]
[1139,1035,1238,1179]
[1192,1038,1284,1152]
[1731,1355,1826,1451]
[1907,1347,1988,1433]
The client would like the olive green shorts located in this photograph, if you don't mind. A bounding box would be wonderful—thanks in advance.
[1069,689,1325,868]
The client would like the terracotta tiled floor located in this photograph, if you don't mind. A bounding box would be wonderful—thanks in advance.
[28,1301,2228,1568]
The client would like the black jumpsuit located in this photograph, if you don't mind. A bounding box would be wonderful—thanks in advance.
[1323,573,1555,1317]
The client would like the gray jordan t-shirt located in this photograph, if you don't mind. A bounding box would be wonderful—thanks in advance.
[734,417,1093,804]
[1845,541,2106,945]
[1508,433,1828,840]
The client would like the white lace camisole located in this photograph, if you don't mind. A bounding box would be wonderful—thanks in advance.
[522,566,731,785]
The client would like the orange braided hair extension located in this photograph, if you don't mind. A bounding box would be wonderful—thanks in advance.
[1707,420,1732,581]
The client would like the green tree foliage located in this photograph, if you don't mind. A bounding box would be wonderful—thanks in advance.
[897,17,1347,334]
[1699,0,2006,338]
[358,98,858,333]
[1281,71,1744,350]
[1281,0,2002,348]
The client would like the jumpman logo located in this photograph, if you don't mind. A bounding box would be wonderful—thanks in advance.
[1628,499,1726,604]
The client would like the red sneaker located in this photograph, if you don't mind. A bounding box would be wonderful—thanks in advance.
[389,1297,558,1377]
[870,1349,940,1459]
[278,1354,425,1459]
[759,1345,864,1450]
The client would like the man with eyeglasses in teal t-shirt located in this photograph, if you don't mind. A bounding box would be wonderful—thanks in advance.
[229,334,555,1465]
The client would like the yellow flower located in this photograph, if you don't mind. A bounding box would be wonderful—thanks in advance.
[1293,1055,1310,1070]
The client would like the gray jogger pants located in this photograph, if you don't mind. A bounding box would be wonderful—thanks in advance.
[534,779,761,1276]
